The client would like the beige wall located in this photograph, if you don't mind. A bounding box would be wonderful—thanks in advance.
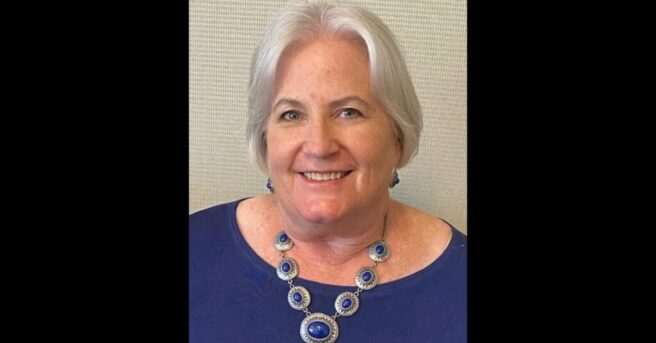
[190,0,467,233]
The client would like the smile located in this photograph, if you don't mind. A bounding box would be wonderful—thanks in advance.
[301,171,352,181]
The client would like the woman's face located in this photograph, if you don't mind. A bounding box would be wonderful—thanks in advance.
[266,37,401,224]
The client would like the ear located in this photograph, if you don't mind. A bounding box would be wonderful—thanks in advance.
[394,130,403,165]
[261,130,270,173]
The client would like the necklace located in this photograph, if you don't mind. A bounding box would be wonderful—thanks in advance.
[273,216,390,343]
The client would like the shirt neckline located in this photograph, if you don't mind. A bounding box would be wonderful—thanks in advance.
[227,197,465,293]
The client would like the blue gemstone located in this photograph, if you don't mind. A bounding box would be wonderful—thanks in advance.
[293,292,302,302]
[282,262,290,272]
[307,321,331,339]
[342,298,352,308]
[375,244,385,254]
[279,233,288,242]
[362,271,372,281]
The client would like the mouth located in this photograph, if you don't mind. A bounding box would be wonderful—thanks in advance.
[299,170,353,181]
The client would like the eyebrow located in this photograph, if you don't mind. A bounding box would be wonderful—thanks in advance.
[271,96,373,112]
[271,98,305,113]
[329,96,373,111]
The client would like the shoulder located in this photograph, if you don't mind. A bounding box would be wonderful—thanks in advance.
[396,201,466,254]
[383,200,463,281]
[234,194,281,265]
[389,200,453,244]
[190,199,242,228]
[189,199,249,247]
[235,194,278,231]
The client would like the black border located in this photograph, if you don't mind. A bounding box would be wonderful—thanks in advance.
[47,2,191,340]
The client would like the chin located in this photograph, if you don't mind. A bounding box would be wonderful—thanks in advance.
[296,199,348,224]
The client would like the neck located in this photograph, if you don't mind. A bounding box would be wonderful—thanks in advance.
[276,199,390,266]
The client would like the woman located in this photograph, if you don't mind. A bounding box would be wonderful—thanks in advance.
[190,1,466,342]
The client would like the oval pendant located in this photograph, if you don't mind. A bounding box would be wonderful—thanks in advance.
[300,313,339,343]
[368,240,390,262]
[288,286,311,310]
[334,292,359,316]
[355,266,378,290]
[276,257,298,281]
[274,231,294,252]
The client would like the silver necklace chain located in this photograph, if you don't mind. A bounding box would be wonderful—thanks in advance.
[280,249,375,320]
[274,214,390,343]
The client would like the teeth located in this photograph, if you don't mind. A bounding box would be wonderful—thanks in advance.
[303,171,346,181]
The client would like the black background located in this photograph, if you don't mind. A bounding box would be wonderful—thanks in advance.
[7,0,636,341]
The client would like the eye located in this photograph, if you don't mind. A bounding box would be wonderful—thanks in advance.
[282,111,300,121]
[338,108,362,118]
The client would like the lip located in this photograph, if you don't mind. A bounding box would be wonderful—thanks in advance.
[297,170,353,184]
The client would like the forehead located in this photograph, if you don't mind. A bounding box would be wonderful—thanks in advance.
[273,37,371,97]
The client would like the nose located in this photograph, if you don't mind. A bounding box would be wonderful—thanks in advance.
[302,117,339,158]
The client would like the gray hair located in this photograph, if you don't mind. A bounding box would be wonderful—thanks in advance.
[246,0,423,174]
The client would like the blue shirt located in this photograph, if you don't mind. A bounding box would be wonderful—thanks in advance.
[190,199,467,342]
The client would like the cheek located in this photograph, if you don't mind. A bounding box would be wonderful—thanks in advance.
[355,127,400,167]
[265,131,280,171]
[265,127,296,172]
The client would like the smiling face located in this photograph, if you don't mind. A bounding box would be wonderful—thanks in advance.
[266,37,401,224]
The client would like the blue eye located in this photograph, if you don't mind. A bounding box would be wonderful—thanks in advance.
[339,108,361,118]
[282,111,300,121]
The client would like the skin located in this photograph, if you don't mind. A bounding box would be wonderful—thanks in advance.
[267,37,400,236]
[237,36,452,285]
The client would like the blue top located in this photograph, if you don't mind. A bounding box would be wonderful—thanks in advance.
[190,199,467,342]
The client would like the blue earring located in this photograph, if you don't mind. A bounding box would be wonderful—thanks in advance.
[266,178,274,193]
[389,170,400,188]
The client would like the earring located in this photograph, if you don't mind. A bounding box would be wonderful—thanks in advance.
[389,170,400,188]
[266,178,274,193]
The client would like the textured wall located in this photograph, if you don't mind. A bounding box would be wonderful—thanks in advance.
[190,0,467,233]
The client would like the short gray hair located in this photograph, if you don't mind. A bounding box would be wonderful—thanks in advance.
[247,0,423,174]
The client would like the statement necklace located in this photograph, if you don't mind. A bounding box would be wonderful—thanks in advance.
[273,217,390,343]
